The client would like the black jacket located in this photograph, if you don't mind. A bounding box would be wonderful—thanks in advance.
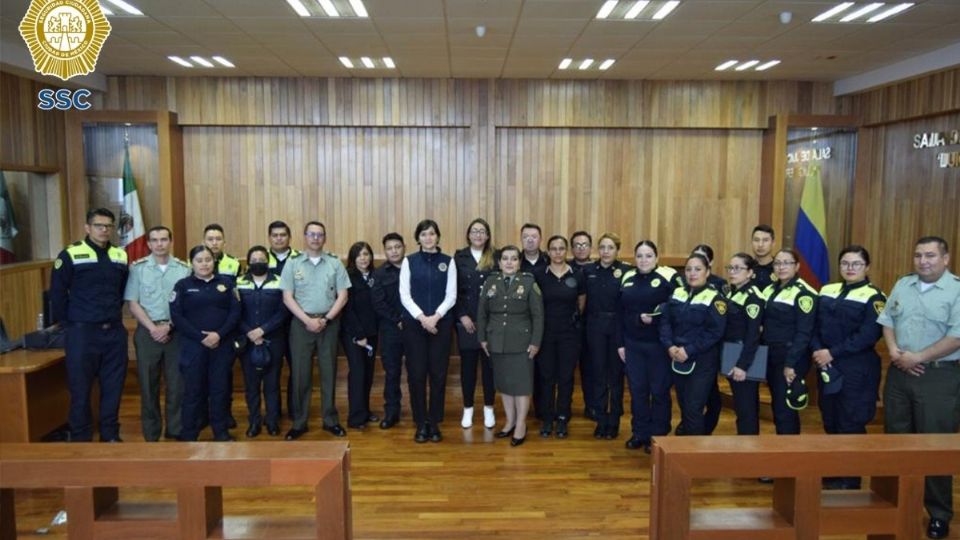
[343,270,379,340]
[454,247,498,320]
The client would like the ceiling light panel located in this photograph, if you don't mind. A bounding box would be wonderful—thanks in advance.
[557,58,617,72]
[168,56,193,68]
[715,59,781,72]
[839,3,884,22]
[595,1,681,21]
[812,2,914,23]
[104,0,143,16]
[338,56,395,69]
[289,0,368,17]
[190,56,214,67]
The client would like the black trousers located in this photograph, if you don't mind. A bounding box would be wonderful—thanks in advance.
[537,332,580,422]
[766,344,810,435]
[240,339,283,428]
[729,377,760,435]
[460,347,495,408]
[65,322,128,441]
[402,317,454,427]
[341,333,379,426]
[624,339,672,441]
[379,324,404,419]
[587,320,624,430]
[672,350,720,436]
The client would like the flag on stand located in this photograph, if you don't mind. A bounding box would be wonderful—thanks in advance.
[0,172,18,264]
[794,165,829,289]
[119,146,149,261]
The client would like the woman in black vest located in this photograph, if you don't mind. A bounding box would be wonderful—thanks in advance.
[341,241,381,429]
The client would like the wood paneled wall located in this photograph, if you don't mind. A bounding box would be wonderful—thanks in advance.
[837,68,960,127]
[0,72,67,170]
[0,262,51,339]
[98,77,835,258]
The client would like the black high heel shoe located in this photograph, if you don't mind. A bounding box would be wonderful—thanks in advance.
[510,435,526,447]
[495,427,515,439]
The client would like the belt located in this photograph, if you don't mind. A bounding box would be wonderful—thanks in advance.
[929,360,959,368]
[305,312,328,319]
[152,319,170,324]
[74,320,122,330]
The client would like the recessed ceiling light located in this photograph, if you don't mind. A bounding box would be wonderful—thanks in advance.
[168,56,192,68]
[867,3,914,22]
[317,0,339,17]
[596,0,618,19]
[715,60,738,71]
[652,0,680,20]
[348,0,368,17]
[811,127,819,131]
[285,0,310,17]
[361,56,375,68]
[190,56,214,67]
[383,57,395,68]
[99,4,114,15]
[579,59,594,70]
[624,1,649,19]
[599,59,615,70]
[735,60,760,71]
[339,57,354,68]
[212,56,235,68]
[811,2,854,22]
[558,58,572,70]
[755,60,780,71]
[839,2,884,22]
[105,0,143,15]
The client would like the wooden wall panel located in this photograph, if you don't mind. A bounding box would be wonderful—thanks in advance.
[837,68,960,126]
[0,71,67,170]
[0,263,51,339]
[852,112,960,291]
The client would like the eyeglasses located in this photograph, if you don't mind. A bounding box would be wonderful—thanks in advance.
[772,261,796,268]
[468,229,488,236]
[573,242,590,249]
[305,232,325,239]
[90,223,114,230]
[839,261,866,270]
[724,265,747,272]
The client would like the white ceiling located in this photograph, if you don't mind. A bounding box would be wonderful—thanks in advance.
[2,0,959,80]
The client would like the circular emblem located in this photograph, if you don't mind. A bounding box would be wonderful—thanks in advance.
[438,262,448,272]
[651,278,661,288]
[19,0,112,81]
[613,269,622,279]
[564,277,578,288]
[216,284,227,292]
[168,291,176,303]
[54,258,63,269]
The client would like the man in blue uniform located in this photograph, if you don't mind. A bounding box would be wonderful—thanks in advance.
[371,232,407,428]
[266,220,299,419]
[751,225,776,290]
[50,208,129,442]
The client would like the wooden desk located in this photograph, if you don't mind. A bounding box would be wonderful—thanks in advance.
[650,434,960,540]
[0,349,68,442]
[0,441,352,539]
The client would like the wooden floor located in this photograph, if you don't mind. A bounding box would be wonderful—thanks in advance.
[7,354,960,539]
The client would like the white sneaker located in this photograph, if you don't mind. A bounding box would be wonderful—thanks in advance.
[483,406,496,429]
[461,407,474,429]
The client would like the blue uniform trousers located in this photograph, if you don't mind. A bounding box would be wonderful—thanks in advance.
[65,322,128,441]
[766,344,810,435]
[672,350,720,436]
[587,316,624,431]
[179,341,234,440]
[241,339,284,428]
[624,339,672,442]
[379,324,405,420]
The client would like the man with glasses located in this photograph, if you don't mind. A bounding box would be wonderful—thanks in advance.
[124,226,191,441]
[280,221,350,440]
[569,231,594,267]
[569,230,595,419]
[50,208,130,442]
[878,236,960,540]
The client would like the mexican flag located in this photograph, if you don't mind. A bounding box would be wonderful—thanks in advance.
[119,147,148,261]
[0,172,17,264]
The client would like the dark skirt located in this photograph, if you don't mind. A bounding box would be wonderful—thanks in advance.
[492,352,534,395]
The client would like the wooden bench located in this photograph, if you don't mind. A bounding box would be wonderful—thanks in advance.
[0,350,70,443]
[0,441,351,539]
[650,434,960,540]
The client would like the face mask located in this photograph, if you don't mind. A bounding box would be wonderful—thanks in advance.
[248,262,269,276]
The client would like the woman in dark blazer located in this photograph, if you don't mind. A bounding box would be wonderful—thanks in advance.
[341,241,380,429]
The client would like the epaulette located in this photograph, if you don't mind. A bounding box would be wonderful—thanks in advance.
[132,256,149,265]
[173,257,190,268]
[289,251,305,259]
[71,240,83,246]
[326,251,340,259]
[520,271,534,278]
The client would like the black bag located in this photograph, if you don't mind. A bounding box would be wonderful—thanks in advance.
[24,325,65,349]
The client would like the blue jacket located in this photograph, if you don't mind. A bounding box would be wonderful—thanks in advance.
[659,286,727,359]
[50,238,128,323]
[236,272,289,339]
[169,274,240,344]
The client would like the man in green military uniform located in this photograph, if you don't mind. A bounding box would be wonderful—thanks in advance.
[124,225,191,441]
[280,221,351,440]
[203,223,240,279]
[879,236,960,540]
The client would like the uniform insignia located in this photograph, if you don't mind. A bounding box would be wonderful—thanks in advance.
[18,0,112,81]
[168,291,176,302]
[746,304,760,319]
[516,285,525,296]
[613,268,622,279]
[873,300,885,315]
[368,277,375,287]
[487,284,497,298]
[798,296,814,314]
[294,270,304,280]
[438,262,448,272]
[714,300,727,315]
[651,278,661,288]
[532,283,541,295]
[564,277,578,288]
[217,284,227,292]
[54,258,63,269]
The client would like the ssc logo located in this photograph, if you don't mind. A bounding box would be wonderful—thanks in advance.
[438,262,448,272]
[564,277,578,288]
[19,0,111,81]
[651,278,661,288]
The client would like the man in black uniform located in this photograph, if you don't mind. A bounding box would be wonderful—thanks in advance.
[370,232,406,428]
[520,223,549,273]
[50,208,130,442]
[569,230,595,419]
[751,224,776,290]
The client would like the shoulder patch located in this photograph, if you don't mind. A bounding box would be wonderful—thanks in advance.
[54,258,63,270]
[798,296,814,314]
[873,299,885,315]
[169,290,177,303]
[746,303,760,320]
[714,300,727,315]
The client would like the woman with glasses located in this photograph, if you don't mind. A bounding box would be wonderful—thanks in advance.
[618,240,682,452]
[658,253,727,437]
[722,253,766,436]
[533,235,585,438]
[812,246,886,490]
[762,248,818,434]
[341,241,381,429]
[454,218,498,429]
[399,219,458,443]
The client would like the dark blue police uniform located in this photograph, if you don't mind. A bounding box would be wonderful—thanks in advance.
[50,238,129,442]
[677,272,727,435]
[371,262,404,424]
[618,266,680,445]
[659,285,727,436]
[723,281,766,435]
[584,260,631,438]
[170,274,240,441]
[236,272,289,432]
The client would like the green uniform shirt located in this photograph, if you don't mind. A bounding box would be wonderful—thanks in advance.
[877,270,960,361]
[279,252,351,314]
[123,254,192,321]
[476,272,544,354]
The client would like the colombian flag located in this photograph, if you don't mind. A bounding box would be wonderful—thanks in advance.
[794,165,829,289]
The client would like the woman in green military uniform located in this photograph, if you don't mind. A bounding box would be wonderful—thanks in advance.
[477,245,545,446]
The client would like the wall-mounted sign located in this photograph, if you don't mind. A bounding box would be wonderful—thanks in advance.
[913,130,959,168]
[786,147,831,178]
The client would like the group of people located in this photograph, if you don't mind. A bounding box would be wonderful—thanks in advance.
[50,209,960,538]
